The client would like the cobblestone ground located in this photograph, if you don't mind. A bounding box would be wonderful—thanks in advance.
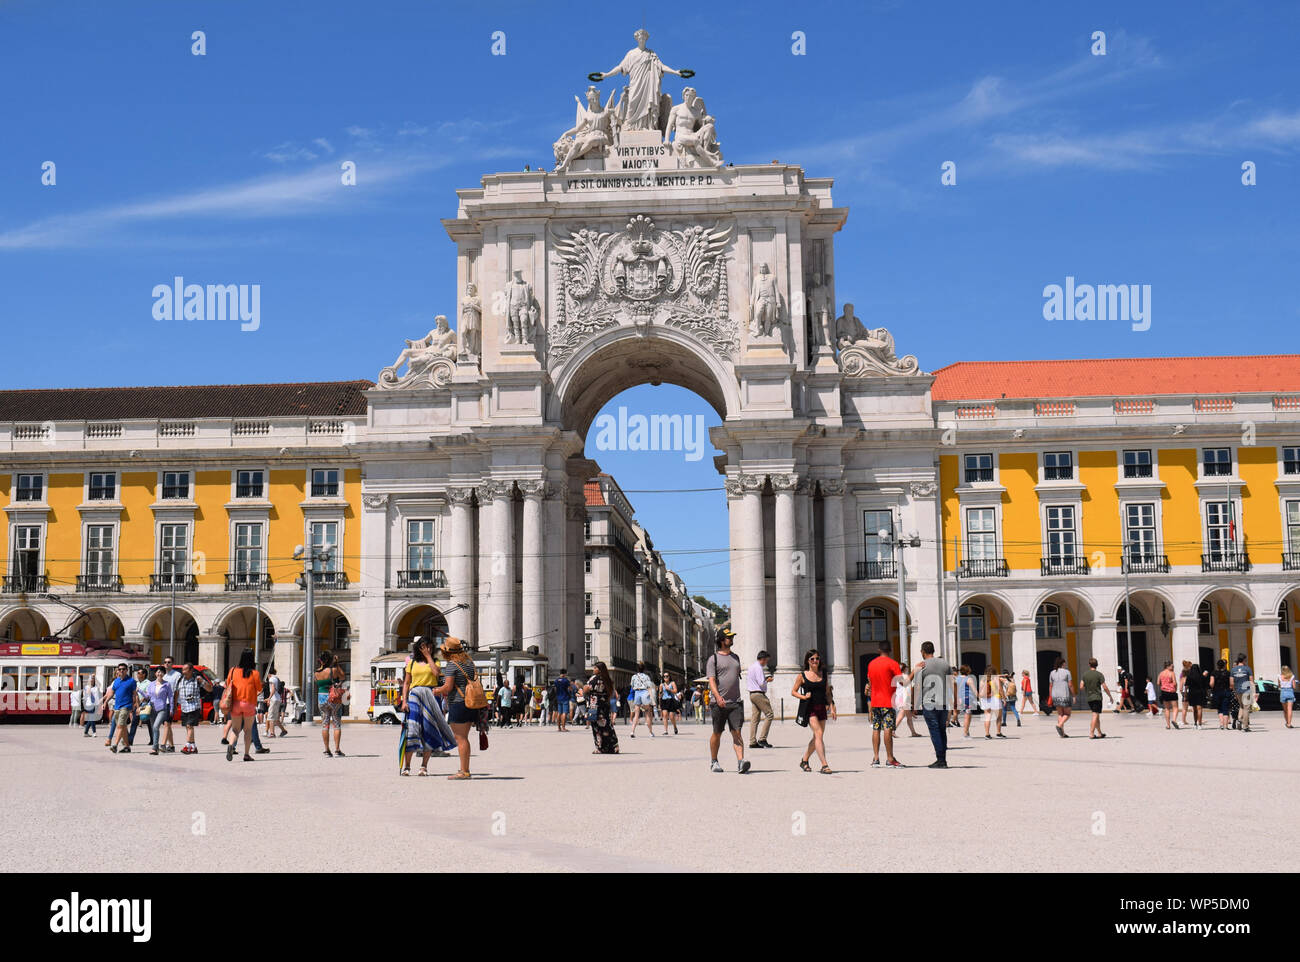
[2,711,1295,873]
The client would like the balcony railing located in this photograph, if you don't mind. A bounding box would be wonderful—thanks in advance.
[225,573,273,592]
[1201,552,1251,573]
[76,574,123,592]
[855,560,897,580]
[299,571,349,590]
[235,483,264,499]
[1122,554,1170,574]
[310,483,340,498]
[397,569,448,588]
[150,573,197,592]
[1040,557,1091,576]
[957,558,1009,578]
[2,573,48,593]
[1284,551,1300,571]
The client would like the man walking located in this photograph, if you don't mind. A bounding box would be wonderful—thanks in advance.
[747,650,775,749]
[174,663,212,754]
[867,640,903,768]
[1231,654,1256,732]
[160,657,182,752]
[554,668,573,732]
[914,642,952,768]
[106,663,139,755]
[1080,658,1113,739]
[706,629,749,774]
[496,679,513,728]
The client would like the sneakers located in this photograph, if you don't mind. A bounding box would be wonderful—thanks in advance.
[220,738,229,745]
[710,760,724,773]
[757,739,773,749]
[749,742,761,749]
[226,742,236,762]
[996,733,1007,738]
[255,748,270,754]
[871,759,881,768]
[886,759,904,769]
[928,760,948,769]
[738,759,751,774]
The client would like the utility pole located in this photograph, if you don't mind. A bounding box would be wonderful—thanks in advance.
[880,518,921,664]
[294,543,333,727]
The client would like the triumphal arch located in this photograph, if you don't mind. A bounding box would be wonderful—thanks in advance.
[358,30,937,709]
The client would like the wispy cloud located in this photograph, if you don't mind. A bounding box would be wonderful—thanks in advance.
[0,156,435,250]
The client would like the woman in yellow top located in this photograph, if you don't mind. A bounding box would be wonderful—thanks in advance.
[399,636,456,776]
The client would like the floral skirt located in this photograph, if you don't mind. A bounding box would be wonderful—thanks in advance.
[590,703,619,754]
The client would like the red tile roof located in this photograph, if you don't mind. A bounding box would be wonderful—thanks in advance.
[0,380,373,422]
[584,479,606,506]
[931,355,1300,401]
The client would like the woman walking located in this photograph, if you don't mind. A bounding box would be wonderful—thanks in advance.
[792,650,836,773]
[1157,661,1181,730]
[956,665,977,737]
[581,661,620,754]
[1019,669,1037,715]
[224,649,261,762]
[628,662,656,738]
[980,667,1005,739]
[399,637,456,776]
[1279,666,1295,729]
[892,664,920,737]
[660,674,680,735]
[315,651,346,757]
[1049,656,1074,737]
[1209,660,1233,729]
[81,677,102,737]
[264,666,288,738]
[433,638,481,779]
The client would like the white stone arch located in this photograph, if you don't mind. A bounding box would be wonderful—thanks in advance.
[1262,583,1300,619]
[1024,587,1097,627]
[1103,585,1179,622]
[205,602,280,640]
[547,324,741,436]
[1189,583,1255,620]
[132,603,202,638]
[386,600,450,640]
[0,604,53,641]
[286,602,355,641]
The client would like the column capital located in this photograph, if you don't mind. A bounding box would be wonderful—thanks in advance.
[770,473,799,493]
[725,473,767,499]
[819,478,846,497]
[517,479,546,500]
[479,479,513,502]
[447,486,476,506]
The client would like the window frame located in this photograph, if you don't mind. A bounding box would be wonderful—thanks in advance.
[958,603,986,643]
[82,522,118,579]
[1042,451,1075,482]
[1122,449,1153,479]
[1200,447,1233,479]
[405,519,437,573]
[157,521,190,581]
[86,471,117,502]
[859,605,889,643]
[1043,504,1078,564]
[1035,602,1062,641]
[963,452,995,484]
[233,468,267,500]
[14,473,45,503]
[963,506,999,561]
[1122,501,1159,563]
[309,467,342,499]
[1283,446,1300,477]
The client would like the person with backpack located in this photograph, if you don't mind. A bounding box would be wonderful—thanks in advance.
[315,651,346,757]
[264,666,288,737]
[434,637,484,779]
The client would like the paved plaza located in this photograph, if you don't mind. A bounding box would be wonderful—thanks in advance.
[2,711,1297,873]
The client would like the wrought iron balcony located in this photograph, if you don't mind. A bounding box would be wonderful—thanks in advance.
[1040,557,1091,576]
[957,558,1009,578]
[1284,551,1300,571]
[76,574,123,592]
[235,483,264,499]
[1201,552,1250,573]
[397,569,448,588]
[150,573,197,592]
[225,573,273,592]
[2,573,47,593]
[855,560,897,580]
[1122,553,1170,574]
[299,571,349,590]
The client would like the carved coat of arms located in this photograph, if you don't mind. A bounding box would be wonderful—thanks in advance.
[548,215,734,365]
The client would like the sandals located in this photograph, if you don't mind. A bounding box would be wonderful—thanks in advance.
[400,769,411,776]
[323,750,333,757]
[448,771,471,780]
[799,759,811,772]
[819,765,833,775]
[418,769,430,777]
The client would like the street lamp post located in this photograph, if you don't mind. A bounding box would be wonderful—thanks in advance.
[1121,540,1135,693]
[167,556,177,662]
[294,543,333,727]
[880,522,922,664]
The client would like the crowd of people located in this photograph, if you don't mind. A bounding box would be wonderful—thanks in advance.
[67,631,1294,781]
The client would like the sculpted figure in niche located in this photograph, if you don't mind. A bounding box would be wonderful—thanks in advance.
[594,28,685,133]
[459,283,482,357]
[384,317,456,384]
[836,302,894,358]
[749,262,782,338]
[504,269,536,344]
[554,86,620,172]
[806,272,833,349]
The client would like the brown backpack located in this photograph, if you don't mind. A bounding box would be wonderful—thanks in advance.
[454,660,488,710]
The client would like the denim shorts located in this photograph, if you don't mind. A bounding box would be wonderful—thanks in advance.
[1281,689,1295,703]
[448,701,480,725]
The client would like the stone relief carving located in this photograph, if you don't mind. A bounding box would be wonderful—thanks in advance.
[834,303,920,377]
[517,479,546,499]
[478,480,514,503]
[447,486,476,506]
[819,479,846,497]
[770,473,799,492]
[377,317,458,390]
[549,215,734,365]
[909,480,938,498]
[362,493,389,510]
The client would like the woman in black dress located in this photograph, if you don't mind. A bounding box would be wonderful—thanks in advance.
[792,649,836,774]
[581,661,620,754]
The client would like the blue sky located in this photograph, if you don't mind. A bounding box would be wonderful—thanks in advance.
[2,0,1297,604]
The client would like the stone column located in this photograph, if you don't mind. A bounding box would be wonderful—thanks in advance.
[1250,614,1283,682]
[1009,622,1038,696]
[795,478,817,648]
[820,480,851,711]
[197,635,222,677]
[542,481,566,672]
[1171,620,1199,672]
[1089,620,1120,690]
[446,487,476,644]
[519,480,545,660]
[734,474,768,677]
[355,492,391,713]
[772,473,800,674]
[478,481,514,649]
[566,489,586,673]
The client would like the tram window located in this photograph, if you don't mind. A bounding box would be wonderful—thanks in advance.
[77,667,97,691]
[40,666,61,690]
[23,667,38,690]
[1,667,17,691]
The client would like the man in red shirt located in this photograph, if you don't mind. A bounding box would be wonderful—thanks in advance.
[866,640,903,768]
